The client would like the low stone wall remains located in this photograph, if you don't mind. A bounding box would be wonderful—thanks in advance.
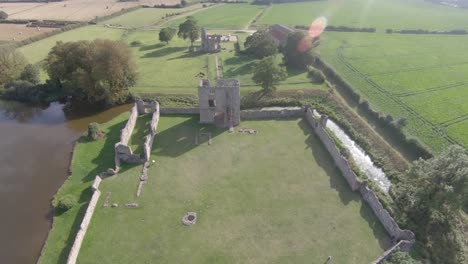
[240,108,304,119]
[160,107,199,115]
[304,107,415,258]
[66,176,102,264]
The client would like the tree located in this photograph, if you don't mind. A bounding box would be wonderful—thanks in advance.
[283,31,315,69]
[181,0,188,6]
[252,55,287,93]
[0,47,27,88]
[159,27,176,45]
[20,64,40,84]
[393,145,468,264]
[45,39,137,106]
[383,250,421,264]
[244,29,278,59]
[178,17,200,49]
[0,11,8,20]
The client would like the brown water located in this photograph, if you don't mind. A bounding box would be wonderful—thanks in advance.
[0,100,130,264]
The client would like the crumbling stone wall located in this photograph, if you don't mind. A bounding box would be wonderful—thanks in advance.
[160,107,199,115]
[304,107,415,246]
[240,108,305,120]
[66,176,102,264]
[371,240,415,264]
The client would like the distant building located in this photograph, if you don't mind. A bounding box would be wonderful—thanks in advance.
[200,27,221,53]
[269,24,295,47]
[198,79,240,128]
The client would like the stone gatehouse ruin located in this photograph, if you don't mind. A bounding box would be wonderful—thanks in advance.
[201,27,221,53]
[198,79,240,128]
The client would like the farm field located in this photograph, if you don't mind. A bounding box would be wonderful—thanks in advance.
[77,116,389,264]
[0,23,56,41]
[257,0,468,30]
[164,4,264,29]
[318,32,468,150]
[101,4,205,28]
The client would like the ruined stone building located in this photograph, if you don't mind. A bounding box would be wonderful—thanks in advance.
[198,79,240,128]
[269,24,295,47]
[200,27,221,53]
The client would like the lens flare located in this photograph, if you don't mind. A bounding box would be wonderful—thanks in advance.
[308,16,327,38]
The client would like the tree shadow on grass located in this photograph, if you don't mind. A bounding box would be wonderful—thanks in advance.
[286,66,307,78]
[129,114,151,155]
[152,115,224,157]
[139,43,165,51]
[168,50,205,60]
[298,119,360,205]
[142,46,187,58]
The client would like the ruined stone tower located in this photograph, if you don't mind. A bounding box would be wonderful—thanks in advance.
[198,79,240,128]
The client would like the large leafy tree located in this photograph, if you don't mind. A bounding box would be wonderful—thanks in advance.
[393,145,468,264]
[252,55,287,93]
[0,11,8,20]
[177,17,200,49]
[20,64,40,84]
[283,31,315,69]
[383,250,421,264]
[244,29,278,59]
[159,27,176,44]
[45,39,137,106]
[0,47,27,87]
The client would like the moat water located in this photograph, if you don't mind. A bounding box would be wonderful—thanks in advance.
[0,100,130,264]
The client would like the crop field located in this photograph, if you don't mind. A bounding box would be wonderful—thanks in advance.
[164,4,264,30]
[318,32,468,150]
[0,24,56,41]
[76,116,389,264]
[257,0,468,30]
[101,4,205,28]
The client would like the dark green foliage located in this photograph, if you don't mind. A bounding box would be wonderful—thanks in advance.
[252,56,287,92]
[159,27,176,44]
[244,29,278,59]
[392,145,468,264]
[44,39,137,106]
[2,80,62,103]
[383,250,421,264]
[181,0,188,6]
[177,17,200,48]
[130,40,142,47]
[0,11,7,20]
[283,31,315,69]
[88,122,104,140]
[20,64,40,84]
[307,67,325,84]
[54,194,78,211]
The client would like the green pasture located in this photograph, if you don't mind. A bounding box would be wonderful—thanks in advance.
[258,0,468,30]
[37,112,131,264]
[164,4,264,29]
[100,5,204,28]
[77,116,389,264]
[318,32,468,150]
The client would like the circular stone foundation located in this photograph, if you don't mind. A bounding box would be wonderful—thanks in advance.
[182,212,197,226]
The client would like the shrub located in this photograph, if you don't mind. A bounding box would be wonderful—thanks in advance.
[55,195,78,211]
[0,11,8,20]
[20,64,40,84]
[88,122,103,140]
[308,67,325,84]
[130,40,142,47]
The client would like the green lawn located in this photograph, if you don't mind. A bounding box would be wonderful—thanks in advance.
[77,116,389,264]
[318,32,468,151]
[101,5,204,28]
[37,112,130,264]
[128,114,152,155]
[165,4,264,29]
[258,0,468,30]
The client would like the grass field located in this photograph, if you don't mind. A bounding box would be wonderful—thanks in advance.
[318,32,468,150]
[101,4,204,28]
[0,24,57,41]
[257,0,468,30]
[37,112,130,264]
[76,116,389,264]
[164,4,264,29]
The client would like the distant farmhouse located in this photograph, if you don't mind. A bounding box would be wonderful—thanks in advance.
[269,24,295,47]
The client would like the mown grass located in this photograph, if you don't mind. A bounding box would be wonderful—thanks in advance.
[78,116,390,264]
[37,112,130,264]
[164,4,264,29]
[318,32,468,150]
[258,0,468,30]
[128,114,152,155]
[100,5,204,28]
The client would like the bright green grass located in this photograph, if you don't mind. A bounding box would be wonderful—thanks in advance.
[101,5,203,28]
[318,32,468,150]
[78,116,389,264]
[164,4,264,29]
[258,0,468,30]
[37,112,130,264]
